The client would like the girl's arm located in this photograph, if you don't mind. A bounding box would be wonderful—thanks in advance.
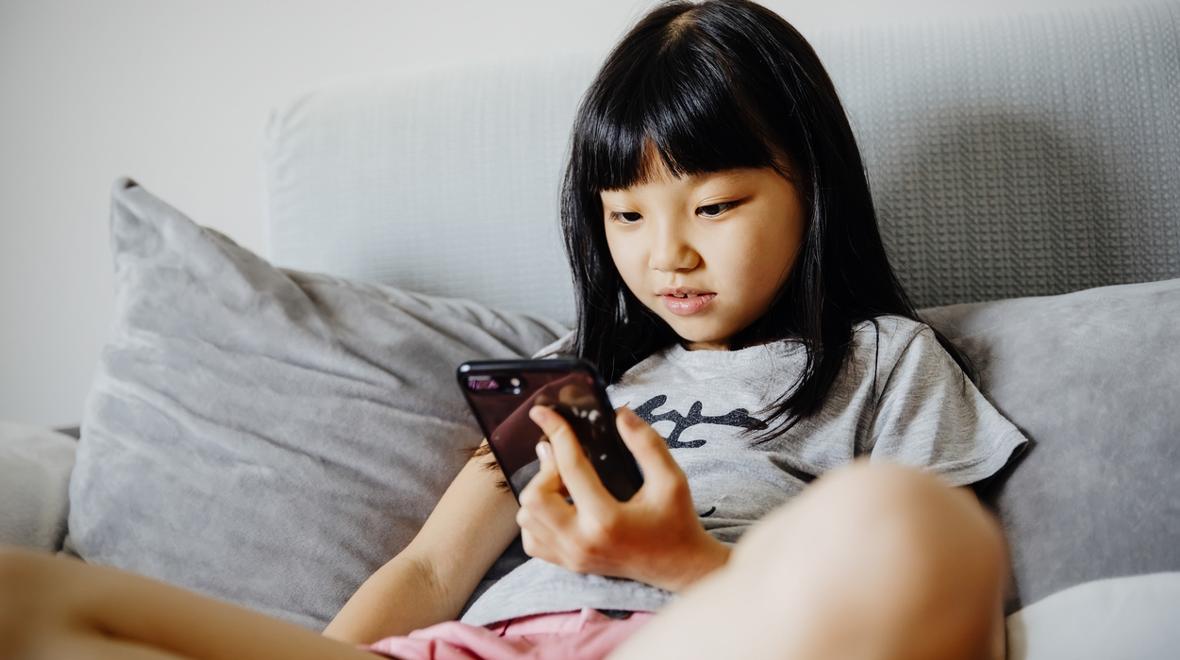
[323,439,520,644]
[321,554,448,643]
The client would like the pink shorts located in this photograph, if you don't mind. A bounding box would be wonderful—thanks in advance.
[362,607,657,660]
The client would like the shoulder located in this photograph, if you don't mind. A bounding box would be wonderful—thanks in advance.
[850,314,952,397]
[851,314,934,362]
[530,329,577,359]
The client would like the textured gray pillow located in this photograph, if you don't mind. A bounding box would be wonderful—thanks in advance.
[67,178,566,630]
[919,277,1180,612]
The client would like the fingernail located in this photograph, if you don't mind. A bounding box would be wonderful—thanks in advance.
[619,406,639,427]
[529,405,550,422]
[535,440,551,463]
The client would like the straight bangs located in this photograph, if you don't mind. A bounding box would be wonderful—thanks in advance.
[575,17,793,194]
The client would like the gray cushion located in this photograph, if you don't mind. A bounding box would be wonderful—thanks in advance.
[69,179,1177,629]
[920,277,1180,612]
[0,422,76,551]
[68,178,566,630]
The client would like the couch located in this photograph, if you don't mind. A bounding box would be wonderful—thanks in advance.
[3,2,1178,658]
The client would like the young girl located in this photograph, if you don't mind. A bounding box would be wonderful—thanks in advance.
[2,1,1028,658]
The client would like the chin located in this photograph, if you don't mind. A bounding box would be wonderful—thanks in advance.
[666,321,732,348]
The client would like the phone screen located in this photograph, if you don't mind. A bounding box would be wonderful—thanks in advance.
[458,359,644,502]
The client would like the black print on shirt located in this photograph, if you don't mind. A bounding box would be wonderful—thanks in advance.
[629,396,769,519]
[631,395,768,449]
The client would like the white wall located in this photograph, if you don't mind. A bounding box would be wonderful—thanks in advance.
[0,0,1134,427]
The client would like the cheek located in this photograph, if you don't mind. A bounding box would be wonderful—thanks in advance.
[605,232,643,282]
[716,223,799,293]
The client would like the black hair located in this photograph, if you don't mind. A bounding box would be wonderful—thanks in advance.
[560,0,979,444]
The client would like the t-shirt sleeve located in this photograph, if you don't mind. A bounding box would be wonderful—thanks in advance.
[866,325,1029,487]
[530,329,576,360]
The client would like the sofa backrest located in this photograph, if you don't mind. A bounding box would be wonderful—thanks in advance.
[264,2,1180,326]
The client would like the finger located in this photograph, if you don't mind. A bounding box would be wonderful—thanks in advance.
[615,406,685,490]
[523,443,566,497]
[519,523,559,563]
[518,440,575,526]
[529,405,615,518]
[517,451,594,570]
[534,439,573,501]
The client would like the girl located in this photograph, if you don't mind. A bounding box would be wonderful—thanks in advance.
[1,1,1027,658]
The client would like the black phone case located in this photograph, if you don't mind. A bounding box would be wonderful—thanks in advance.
[457,357,645,502]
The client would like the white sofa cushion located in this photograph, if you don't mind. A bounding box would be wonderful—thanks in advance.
[1007,572,1180,660]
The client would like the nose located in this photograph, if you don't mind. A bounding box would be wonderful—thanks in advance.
[648,219,700,272]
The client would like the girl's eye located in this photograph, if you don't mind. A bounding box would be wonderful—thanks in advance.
[610,211,643,224]
[697,202,735,218]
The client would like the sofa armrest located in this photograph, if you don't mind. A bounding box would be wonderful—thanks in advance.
[0,422,77,552]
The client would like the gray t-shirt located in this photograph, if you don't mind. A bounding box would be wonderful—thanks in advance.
[457,314,1029,626]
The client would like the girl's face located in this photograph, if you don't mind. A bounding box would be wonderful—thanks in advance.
[601,153,807,351]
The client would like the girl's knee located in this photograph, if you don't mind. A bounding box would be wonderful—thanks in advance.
[0,546,48,657]
[736,460,1007,607]
[0,546,94,647]
[727,462,1006,657]
[0,545,47,604]
[770,460,1000,549]
[837,461,1007,579]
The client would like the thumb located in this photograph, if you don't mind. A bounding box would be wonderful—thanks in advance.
[615,406,681,480]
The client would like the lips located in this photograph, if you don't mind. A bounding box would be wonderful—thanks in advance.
[656,287,714,297]
[659,291,716,316]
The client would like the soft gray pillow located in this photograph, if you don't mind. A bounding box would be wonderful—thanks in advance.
[0,422,76,551]
[919,277,1180,612]
[68,178,566,630]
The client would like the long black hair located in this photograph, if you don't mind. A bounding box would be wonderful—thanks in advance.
[560,0,978,443]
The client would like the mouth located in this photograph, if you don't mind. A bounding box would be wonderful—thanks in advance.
[657,290,716,316]
[656,287,715,298]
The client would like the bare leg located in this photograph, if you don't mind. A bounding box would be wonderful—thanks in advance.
[0,547,379,660]
[609,460,1009,660]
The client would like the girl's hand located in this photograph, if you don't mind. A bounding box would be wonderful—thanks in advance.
[515,405,731,593]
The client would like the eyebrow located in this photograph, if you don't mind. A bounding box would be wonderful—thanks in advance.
[673,170,751,186]
[689,170,748,183]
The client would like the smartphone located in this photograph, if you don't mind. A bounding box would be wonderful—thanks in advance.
[457,357,645,503]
